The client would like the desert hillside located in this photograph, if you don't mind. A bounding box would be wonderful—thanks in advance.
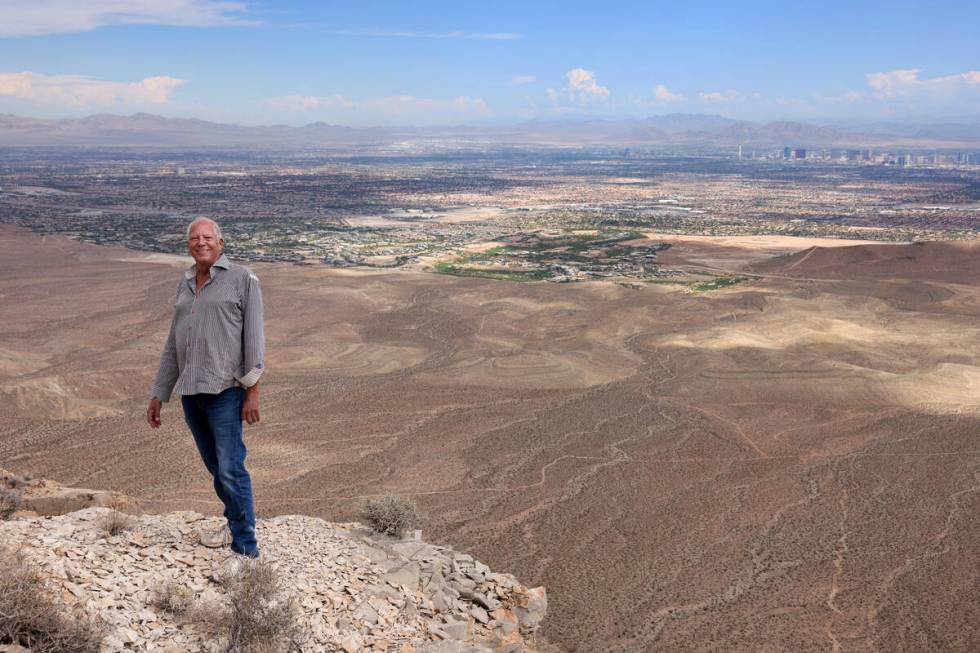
[2,228,980,652]
[744,240,980,283]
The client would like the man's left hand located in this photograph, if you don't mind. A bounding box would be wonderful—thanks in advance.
[242,385,260,424]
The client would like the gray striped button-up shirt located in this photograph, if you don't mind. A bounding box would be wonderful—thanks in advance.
[151,254,264,402]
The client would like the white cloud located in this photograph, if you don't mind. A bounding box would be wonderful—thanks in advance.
[795,68,980,115]
[547,68,609,109]
[698,89,742,103]
[932,71,980,86]
[511,75,536,85]
[0,71,185,106]
[0,0,256,37]
[866,69,921,97]
[653,84,683,102]
[565,68,610,102]
[866,68,980,98]
[266,94,354,111]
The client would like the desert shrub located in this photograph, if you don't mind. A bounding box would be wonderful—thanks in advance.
[0,548,105,653]
[218,558,301,653]
[98,506,132,537]
[150,581,195,617]
[361,494,421,538]
[0,487,22,520]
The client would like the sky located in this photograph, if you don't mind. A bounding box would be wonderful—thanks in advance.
[0,0,978,126]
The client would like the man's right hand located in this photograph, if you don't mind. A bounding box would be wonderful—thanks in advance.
[147,398,163,428]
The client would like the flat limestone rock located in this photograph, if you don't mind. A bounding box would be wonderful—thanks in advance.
[385,561,422,589]
[0,501,545,653]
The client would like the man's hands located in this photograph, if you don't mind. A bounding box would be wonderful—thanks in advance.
[147,388,259,427]
[146,397,162,428]
[242,384,260,425]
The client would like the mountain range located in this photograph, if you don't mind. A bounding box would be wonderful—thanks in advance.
[0,112,977,148]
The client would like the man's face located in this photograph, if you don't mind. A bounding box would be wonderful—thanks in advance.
[187,221,224,267]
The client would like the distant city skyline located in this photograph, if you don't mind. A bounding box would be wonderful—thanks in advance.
[0,0,978,126]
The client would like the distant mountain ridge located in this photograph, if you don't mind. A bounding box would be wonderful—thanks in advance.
[0,112,386,146]
[0,112,977,148]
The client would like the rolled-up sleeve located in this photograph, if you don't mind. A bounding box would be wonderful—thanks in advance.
[236,272,265,388]
[151,312,180,402]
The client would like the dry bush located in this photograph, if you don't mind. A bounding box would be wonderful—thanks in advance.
[0,487,22,520]
[218,558,301,653]
[150,581,195,617]
[362,494,421,538]
[98,501,133,537]
[0,548,105,653]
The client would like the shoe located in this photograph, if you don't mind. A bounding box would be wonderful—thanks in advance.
[230,545,260,559]
[198,524,232,548]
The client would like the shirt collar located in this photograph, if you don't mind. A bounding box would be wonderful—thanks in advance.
[184,254,231,280]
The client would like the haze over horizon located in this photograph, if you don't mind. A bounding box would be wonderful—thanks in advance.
[0,0,978,127]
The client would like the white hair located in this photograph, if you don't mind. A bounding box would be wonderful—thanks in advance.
[186,217,222,240]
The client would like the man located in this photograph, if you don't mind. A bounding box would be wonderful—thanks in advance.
[146,217,264,558]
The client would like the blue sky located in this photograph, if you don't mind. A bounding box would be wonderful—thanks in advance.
[0,0,977,125]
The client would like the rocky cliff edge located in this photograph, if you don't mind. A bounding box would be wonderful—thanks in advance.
[0,472,546,653]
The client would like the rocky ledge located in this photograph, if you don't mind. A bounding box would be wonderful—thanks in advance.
[0,507,546,653]
[0,470,137,517]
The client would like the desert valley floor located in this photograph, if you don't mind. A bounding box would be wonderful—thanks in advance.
[2,226,979,652]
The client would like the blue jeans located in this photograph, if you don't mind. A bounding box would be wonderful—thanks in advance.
[181,387,258,557]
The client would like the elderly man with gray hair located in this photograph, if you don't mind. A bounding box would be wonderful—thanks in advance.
[146,217,264,558]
